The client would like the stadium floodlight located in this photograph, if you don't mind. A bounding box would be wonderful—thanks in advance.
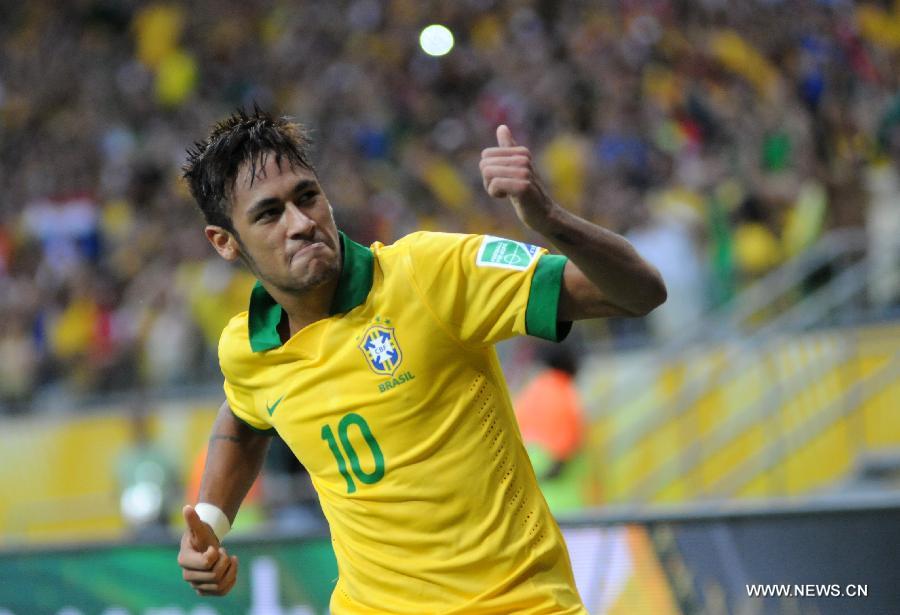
[419,24,454,57]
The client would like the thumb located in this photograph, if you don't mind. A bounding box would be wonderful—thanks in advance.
[183,504,217,551]
[496,124,517,148]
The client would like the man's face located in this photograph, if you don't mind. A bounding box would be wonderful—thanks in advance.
[211,153,341,294]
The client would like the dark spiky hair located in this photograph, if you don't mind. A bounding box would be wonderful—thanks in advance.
[182,106,315,231]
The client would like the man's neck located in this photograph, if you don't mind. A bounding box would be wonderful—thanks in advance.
[267,277,340,341]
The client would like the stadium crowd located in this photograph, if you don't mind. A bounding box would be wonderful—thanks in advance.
[1,0,900,411]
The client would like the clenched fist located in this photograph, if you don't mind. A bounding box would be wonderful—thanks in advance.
[480,125,558,233]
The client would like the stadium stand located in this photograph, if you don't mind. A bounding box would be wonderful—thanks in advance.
[2,0,899,411]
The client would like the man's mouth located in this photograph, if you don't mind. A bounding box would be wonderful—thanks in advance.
[290,241,327,263]
[297,241,324,255]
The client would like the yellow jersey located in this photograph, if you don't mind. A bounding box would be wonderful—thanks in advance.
[219,231,587,614]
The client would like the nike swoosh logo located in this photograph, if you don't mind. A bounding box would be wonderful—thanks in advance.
[266,395,285,417]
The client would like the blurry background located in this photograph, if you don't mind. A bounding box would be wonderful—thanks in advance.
[2,0,900,612]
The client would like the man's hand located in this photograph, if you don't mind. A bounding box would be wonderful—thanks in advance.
[177,505,239,596]
[480,125,558,233]
[480,124,666,319]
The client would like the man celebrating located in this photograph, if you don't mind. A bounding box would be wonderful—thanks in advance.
[177,108,665,613]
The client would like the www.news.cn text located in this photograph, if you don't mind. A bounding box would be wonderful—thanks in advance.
[746,584,868,598]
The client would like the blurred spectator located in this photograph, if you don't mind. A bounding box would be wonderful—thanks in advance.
[116,408,179,538]
[0,310,39,411]
[627,196,706,339]
[515,343,587,514]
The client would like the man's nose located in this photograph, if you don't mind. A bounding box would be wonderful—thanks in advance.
[284,202,315,238]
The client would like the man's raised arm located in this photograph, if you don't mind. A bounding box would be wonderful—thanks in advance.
[480,125,667,321]
[177,401,271,597]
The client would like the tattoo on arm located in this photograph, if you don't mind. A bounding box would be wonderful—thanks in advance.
[552,230,577,245]
[209,434,241,444]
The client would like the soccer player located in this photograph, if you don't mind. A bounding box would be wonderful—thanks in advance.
[177,108,666,613]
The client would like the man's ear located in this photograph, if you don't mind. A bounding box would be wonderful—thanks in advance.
[205,225,241,262]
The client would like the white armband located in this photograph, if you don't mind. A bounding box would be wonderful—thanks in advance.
[195,502,232,541]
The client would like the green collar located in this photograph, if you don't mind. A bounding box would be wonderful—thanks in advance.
[247,231,374,352]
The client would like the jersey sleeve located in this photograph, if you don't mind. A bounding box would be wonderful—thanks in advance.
[218,321,276,434]
[222,378,274,433]
[404,232,571,346]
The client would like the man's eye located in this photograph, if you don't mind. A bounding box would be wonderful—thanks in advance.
[257,209,278,221]
[299,191,317,203]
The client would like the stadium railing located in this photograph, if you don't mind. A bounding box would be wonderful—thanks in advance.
[581,228,900,504]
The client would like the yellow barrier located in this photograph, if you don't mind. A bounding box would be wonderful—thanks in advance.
[0,401,218,544]
[585,322,900,505]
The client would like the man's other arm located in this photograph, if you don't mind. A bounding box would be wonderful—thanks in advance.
[177,401,271,596]
[480,125,667,320]
[542,209,666,320]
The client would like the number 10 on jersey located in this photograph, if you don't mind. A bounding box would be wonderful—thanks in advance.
[321,413,386,493]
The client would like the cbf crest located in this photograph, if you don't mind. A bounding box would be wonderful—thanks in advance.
[358,325,403,376]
